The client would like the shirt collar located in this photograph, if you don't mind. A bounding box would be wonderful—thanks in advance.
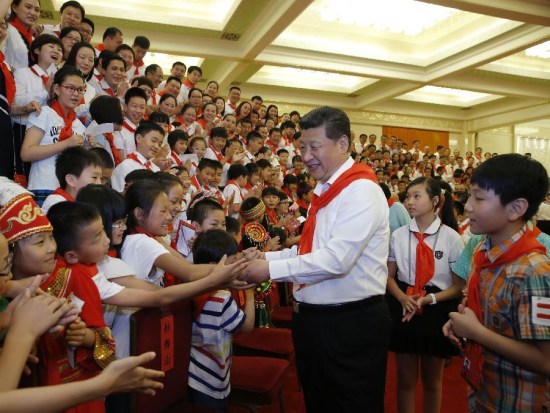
[132,151,148,163]
[314,156,354,196]
[409,215,441,235]
[483,224,528,262]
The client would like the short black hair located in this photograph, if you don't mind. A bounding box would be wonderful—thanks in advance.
[227,164,248,181]
[165,75,182,86]
[124,169,155,184]
[135,120,165,138]
[210,127,228,139]
[225,216,240,235]
[167,130,189,149]
[277,148,289,156]
[148,111,170,125]
[187,196,223,224]
[256,159,272,171]
[281,120,295,130]
[31,34,63,60]
[471,154,549,221]
[300,106,351,146]
[90,95,124,125]
[145,64,161,76]
[172,61,186,69]
[187,66,202,76]
[193,229,237,264]
[47,201,101,254]
[103,27,122,41]
[133,36,150,50]
[55,147,101,189]
[246,131,262,145]
[89,147,114,169]
[246,162,260,177]
[81,17,94,32]
[60,1,85,18]
[124,87,147,105]
[262,186,280,198]
[197,158,217,171]
[133,76,154,89]
[101,51,124,70]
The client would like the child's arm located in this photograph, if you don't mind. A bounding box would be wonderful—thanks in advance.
[449,305,550,376]
[64,318,96,348]
[239,288,256,333]
[21,127,85,162]
[0,352,164,413]
[386,261,418,320]
[414,273,465,312]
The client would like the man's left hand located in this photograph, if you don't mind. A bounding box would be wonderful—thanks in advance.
[239,259,270,284]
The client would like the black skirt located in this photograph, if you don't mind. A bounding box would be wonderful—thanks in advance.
[387,279,460,358]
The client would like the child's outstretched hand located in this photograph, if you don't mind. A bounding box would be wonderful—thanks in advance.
[65,317,88,347]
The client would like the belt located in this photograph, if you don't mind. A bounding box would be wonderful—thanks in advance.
[293,295,384,314]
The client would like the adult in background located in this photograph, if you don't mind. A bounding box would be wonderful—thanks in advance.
[241,106,391,413]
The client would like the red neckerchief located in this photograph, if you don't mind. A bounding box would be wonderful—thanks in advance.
[298,163,376,256]
[123,120,136,134]
[52,187,74,201]
[170,150,182,166]
[95,43,106,52]
[244,183,252,191]
[29,65,48,86]
[296,199,309,210]
[133,60,144,76]
[387,198,396,207]
[228,102,236,110]
[107,249,118,258]
[126,152,152,170]
[209,145,224,161]
[464,227,545,390]
[150,89,157,105]
[103,86,116,97]
[411,225,438,297]
[0,52,15,107]
[104,133,122,166]
[10,16,32,50]
[226,180,244,200]
[265,139,278,153]
[93,72,103,82]
[190,175,204,191]
[281,188,293,199]
[280,166,287,176]
[50,100,76,142]
[183,79,193,89]
[458,220,470,235]
[265,208,277,226]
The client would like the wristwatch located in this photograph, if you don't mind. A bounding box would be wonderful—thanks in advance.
[428,293,437,305]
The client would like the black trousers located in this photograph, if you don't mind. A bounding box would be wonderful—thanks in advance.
[292,298,390,413]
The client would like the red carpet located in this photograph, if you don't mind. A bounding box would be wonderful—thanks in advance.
[228,352,467,413]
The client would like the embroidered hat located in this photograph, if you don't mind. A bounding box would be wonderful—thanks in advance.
[0,178,52,243]
[240,198,266,222]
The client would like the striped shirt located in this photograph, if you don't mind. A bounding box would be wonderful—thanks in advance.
[188,290,245,399]
[470,227,550,413]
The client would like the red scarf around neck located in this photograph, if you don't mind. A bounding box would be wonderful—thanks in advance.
[133,60,144,76]
[126,152,152,170]
[298,163,377,255]
[0,52,15,107]
[10,17,32,48]
[170,150,183,166]
[52,187,75,201]
[29,65,49,86]
[123,120,136,133]
[104,133,122,166]
[463,227,545,390]
[411,229,436,297]
[50,100,76,142]
[209,145,224,161]
[226,180,244,200]
[265,208,277,226]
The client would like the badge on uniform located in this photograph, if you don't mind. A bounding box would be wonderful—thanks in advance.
[532,296,550,326]
[434,251,443,259]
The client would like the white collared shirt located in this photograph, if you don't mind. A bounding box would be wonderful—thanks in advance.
[266,157,390,304]
[389,216,463,291]
[113,118,138,156]
[110,151,160,192]
[13,65,51,125]
[4,24,31,70]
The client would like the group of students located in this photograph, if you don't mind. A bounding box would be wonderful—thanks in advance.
[0,1,548,412]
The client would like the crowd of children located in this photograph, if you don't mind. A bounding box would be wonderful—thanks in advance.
[0,1,548,412]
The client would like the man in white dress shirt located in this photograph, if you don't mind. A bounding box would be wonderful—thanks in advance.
[241,106,390,413]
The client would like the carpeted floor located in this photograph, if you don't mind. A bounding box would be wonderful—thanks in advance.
[228,352,468,413]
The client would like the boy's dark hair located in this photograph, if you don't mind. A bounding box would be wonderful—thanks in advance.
[124,169,155,184]
[187,196,223,224]
[269,127,281,136]
[406,177,458,232]
[292,155,302,163]
[277,148,289,156]
[269,226,287,245]
[165,75,181,86]
[246,131,262,145]
[125,180,165,232]
[76,184,125,247]
[103,27,122,41]
[210,127,228,139]
[262,186,280,198]
[198,158,216,171]
[151,171,182,193]
[115,43,134,60]
[148,111,170,125]
[90,95,124,125]
[135,120,164,138]
[133,36,150,50]
[193,229,237,265]
[256,159,272,171]
[172,61,186,70]
[281,120,295,130]
[60,1,85,17]
[283,174,298,187]
[187,66,202,76]
[297,183,312,200]
[245,162,260,177]
[81,17,94,32]
[227,164,248,181]
[101,51,124,70]
[89,147,114,169]
[453,168,464,179]
[134,76,154,89]
[225,216,240,235]
[167,130,189,149]
[124,86,147,105]
[239,117,252,127]
[47,201,101,255]
[300,106,351,146]
[211,160,223,171]
[55,147,101,189]
[471,154,549,221]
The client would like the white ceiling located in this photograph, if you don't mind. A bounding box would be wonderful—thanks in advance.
[46,0,550,129]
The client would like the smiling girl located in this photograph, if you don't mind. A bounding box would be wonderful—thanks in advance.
[5,0,40,69]
[20,65,87,205]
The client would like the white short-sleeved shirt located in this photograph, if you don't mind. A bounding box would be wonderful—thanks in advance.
[120,234,169,286]
[41,194,67,214]
[13,65,52,125]
[4,24,30,70]
[388,216,463,291]
[113,118,138,156]
[110,151,160,192]
[26,107,86,191]
[97,255,135,280]
[92,269,126,301]
[223,183,244,219]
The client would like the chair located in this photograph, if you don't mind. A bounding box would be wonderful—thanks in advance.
[268,282,294,329]
[229,356,290,413]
